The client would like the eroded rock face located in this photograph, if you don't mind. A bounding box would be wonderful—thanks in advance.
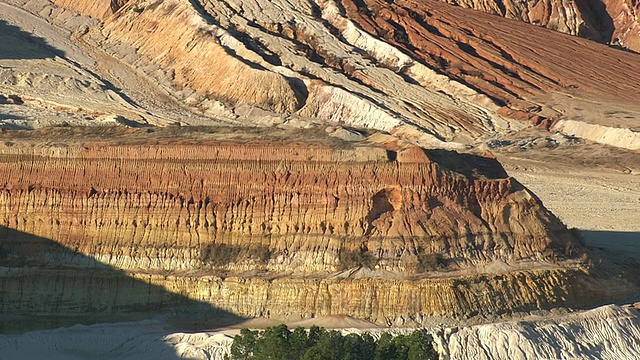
[434,0,640,52]
[445,305,640,359]
[0,128,636,324]
[24,0,640,151]
[0,129,575,273]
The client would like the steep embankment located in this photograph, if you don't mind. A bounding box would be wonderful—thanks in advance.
[0,128,636,324]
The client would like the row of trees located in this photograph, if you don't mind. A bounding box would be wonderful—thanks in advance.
[226,325,437,360]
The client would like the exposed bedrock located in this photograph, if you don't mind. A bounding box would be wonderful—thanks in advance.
[22,0,639,151]
[0,141,576,273]
[433,0,640,52]
[0,129,636,324]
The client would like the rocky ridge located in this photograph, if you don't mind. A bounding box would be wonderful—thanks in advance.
[3,0,638,150]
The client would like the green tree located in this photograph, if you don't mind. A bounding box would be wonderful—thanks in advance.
[390,330,437,360]
[302,330,345,360]
[374,332,398,360]
[228,325,437,360]
[404,330,437,360]
[228,328,258,359]
[341,333,376,360]
[307,325,325,346]
[255,324,291,360]
[288,327,310,359]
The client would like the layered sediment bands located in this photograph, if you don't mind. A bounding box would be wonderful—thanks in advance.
[1,128,635,323]
[0,264,631,324]
[0,268,187,314]
[36,0,640,149]
[0,139,578,273]
[338,0,640,108]
[98,0,304,114]
[37,0,503,144]
[434,0,640,52]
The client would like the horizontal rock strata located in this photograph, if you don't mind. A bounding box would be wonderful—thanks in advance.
[0,133,575,273]
[0,128,636,324]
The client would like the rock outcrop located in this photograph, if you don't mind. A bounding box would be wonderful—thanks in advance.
[15,0,639,150]
[433,0,640,53]
[444,305,640,359]
[0,128,576,273]
[0,127,636,324]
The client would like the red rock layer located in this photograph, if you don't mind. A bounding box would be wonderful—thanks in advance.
[0,138,577,273]
[434,0,640,52]
[339,0,640,116]
[0,129,635,323]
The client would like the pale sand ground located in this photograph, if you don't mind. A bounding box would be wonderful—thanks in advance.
[499,155,640,257]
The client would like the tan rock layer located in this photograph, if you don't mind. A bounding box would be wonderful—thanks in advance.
[0,267,634,324]
[52,0,126,20]
[0,141,576,273]
[0,134,635,323]
[95,0,304,114]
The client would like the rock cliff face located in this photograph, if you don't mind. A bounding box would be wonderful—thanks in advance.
[0,128,575,273]
[0,128,636,324]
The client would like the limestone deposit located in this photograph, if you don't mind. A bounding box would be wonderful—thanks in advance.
[444,305,640,360]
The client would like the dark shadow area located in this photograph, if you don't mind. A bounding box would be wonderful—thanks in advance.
[0,102,28,128]
[424,149,509,180]
[0,225,245,352]
[0,19,63,60]
[0,122,30,130]
[577,230,640,306]
[0,113,25,123]
[575,0,614,44]
[0,18,141,110]
[579,230,640,257]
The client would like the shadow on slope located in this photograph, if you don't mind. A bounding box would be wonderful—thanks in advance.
[0,225,245,338]
[575,0,614,44]
[424,149,509,179]
[580,230,640,258]
[0,19,61,60]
